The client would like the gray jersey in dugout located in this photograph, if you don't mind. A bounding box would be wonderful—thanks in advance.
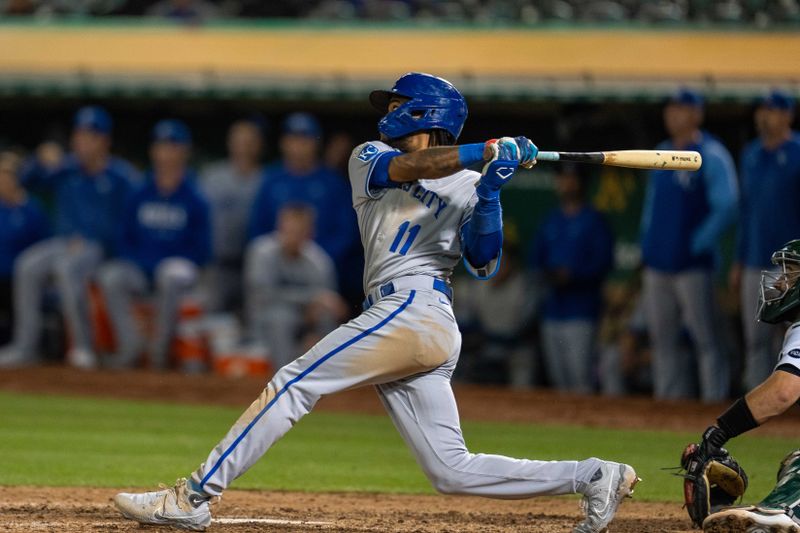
[349,141,481,293]
[200,161,262,261]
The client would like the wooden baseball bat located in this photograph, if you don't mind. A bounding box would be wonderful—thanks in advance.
[536,150,702,171]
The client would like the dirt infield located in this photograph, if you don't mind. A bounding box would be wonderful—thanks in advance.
[1,486,692,532]
[2,366,800,532]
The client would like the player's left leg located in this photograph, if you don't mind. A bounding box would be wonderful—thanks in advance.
[376,354,637,532]
[53,239,103,369]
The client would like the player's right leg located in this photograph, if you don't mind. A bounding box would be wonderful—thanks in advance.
[676,269,729,402]
[703,450,800,533]
[0,237,64,367]
[643,268,692,399]
[114,289,452,529]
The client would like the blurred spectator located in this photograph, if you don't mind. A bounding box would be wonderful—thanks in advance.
[200,117,265,312]
[324,131,355,177]
[598,271,655,396]
[244,204,346,368]
[455,240,538,387]
[146,0,218,23]
[530,164,614,393]
[731,90,800,390]
[0,106,138,369]
[640,88,738,402]
[0,151,49,345]
[98,120,211,369]
[248,112,360,303]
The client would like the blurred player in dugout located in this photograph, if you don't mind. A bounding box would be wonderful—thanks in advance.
[531,164,615,393]
[0,151,50,345]
[247,112,361,309]
[0,106,139,369]
[640,88,738,402]
[730,90,800,391]
[200,116,266,313]
[245,203,347,368]
[98,120,211,369]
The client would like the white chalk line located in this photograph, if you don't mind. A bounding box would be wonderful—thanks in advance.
[214,517,333,526]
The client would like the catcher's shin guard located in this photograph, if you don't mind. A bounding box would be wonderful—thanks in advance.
[757,450,800,519]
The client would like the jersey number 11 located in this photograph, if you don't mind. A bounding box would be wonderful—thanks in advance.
[389,220,421,256]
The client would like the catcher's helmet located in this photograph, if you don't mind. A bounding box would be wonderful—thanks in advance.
[369,72,467,143]
[758,239,800,323]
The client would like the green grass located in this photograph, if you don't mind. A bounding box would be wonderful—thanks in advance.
[0,390,793,502]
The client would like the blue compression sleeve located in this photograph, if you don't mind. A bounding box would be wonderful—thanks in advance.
[368,151,403,189]
[458,143,485,167]
[462,196,503,268]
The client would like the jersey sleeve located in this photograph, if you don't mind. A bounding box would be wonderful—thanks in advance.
[774,324,800,374]
[348,141,401,204]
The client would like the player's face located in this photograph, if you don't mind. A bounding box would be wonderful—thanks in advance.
[776,262,800,293]
[150,142,190,178]
[228,122,262,163]
[554,172,583,201]
[0,168,16,200]
[755,107,793,138]
[277,210,314,256]
[280,134,318,165]
[71,129,110,164]
[664,104,701,138]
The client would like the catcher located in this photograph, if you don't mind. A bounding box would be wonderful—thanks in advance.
[681,239,800,532]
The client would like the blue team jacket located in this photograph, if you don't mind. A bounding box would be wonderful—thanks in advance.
[640,132,738,273]
[21,154,138,255]
[0,197,50,277]
[247,163,359,265]
[118,173,212,278]
[531,205,615,321]
[737,134,800,268]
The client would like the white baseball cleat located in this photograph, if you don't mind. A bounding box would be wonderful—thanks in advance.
[573,461,640,533]
[114,477,212,531]
[703,506,800,533]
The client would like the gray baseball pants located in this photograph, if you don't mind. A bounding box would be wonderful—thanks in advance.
[9,237,101,359]
[541,319,597,393]
[192,286,602,499]
[741,267,780,390]
[98,258,198,368]
[643,268,729,402]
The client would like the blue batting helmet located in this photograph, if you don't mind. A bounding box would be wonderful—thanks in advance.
[369,72,468,142]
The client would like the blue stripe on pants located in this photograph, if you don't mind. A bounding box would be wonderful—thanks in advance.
[200,290,417,489]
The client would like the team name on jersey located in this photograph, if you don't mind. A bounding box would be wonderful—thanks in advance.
[137,202,188,230]
[399,182,448,219]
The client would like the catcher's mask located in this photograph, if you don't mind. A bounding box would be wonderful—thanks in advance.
[369,72,467,144]
[758,239,800,324]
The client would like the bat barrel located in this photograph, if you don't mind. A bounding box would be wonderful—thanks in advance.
[536,150,701,171]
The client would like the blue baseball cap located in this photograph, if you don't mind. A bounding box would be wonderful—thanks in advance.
[152,119,192,145]
[282,112,321,138]
[758,90,795,111]
[73,106,112,134]
[668,88,705,108]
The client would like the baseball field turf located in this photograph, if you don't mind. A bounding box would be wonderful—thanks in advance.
[0,389,794,501]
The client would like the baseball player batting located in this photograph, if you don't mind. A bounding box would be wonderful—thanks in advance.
[113,72,639,532]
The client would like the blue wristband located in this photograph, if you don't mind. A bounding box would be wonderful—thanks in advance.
[458,143,485,167]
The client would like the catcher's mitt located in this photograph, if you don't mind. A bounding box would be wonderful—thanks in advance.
[679,442,748,528]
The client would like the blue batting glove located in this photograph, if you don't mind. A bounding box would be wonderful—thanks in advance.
[514,136,538,168]
[477,158,519,200]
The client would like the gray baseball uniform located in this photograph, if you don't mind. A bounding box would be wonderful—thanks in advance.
[244,232,338,368]
[199,161,262,312]
[190,140,602,500]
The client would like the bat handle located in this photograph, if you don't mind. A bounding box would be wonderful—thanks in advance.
[535,151,560,162]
